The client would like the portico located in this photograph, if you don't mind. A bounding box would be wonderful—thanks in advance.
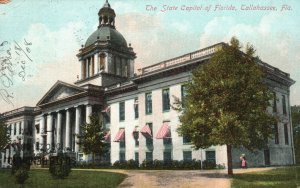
[35,81,104,160]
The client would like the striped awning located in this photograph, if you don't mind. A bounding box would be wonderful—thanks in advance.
[104,131,111,142]
[113,129,125,142]
[156,122,171,139]
[140,124,152,137]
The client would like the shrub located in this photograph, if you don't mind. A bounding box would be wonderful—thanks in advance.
[49,154,71,179]
[15,166,29,185]
[153,160,163,169]
[141,160,154,169]
[126,159,139,169]
[202,160,216,169]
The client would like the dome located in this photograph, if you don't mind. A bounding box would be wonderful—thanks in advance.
[85,26,127,48]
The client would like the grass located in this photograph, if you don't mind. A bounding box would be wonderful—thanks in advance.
[0,168,127,188]
[232,166,300,188]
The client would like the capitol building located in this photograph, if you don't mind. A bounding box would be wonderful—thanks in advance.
[1,1,295,168]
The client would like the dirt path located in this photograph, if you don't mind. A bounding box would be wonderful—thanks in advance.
[117,168,274,188]
[72,167,274,188]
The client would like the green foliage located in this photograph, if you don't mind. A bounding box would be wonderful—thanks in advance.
[49,154,71,179]
[202,160,216,169]
[0,120,10,150]
[291,106,300,164]
[11,153,23,175]
[232,166,300,188]
[176,37,276,151]
[0,169,127,188]
[174,37,277,175]
[77,113,109,163]
[14,165,29,185]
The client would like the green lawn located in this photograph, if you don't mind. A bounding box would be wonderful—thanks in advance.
[0,169,126,188]
[232,167,300,188]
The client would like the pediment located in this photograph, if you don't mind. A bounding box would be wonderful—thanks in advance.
[37,81,86,106]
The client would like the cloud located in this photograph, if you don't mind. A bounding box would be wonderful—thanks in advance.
[116,12,198,70]
[1,21,86,112]
[199,13,300,105]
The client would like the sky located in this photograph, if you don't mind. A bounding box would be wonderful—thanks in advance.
[0,0,300,113]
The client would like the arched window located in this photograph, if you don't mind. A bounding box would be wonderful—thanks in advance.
[99,53,106,71]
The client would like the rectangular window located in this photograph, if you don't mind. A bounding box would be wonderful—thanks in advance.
[120,140,126,149]
[36,124,40,134]
[146,123,153,148]
[163,127,172,146]
[146,152,153,162]
[14,123,16,135]
[205,151,216,164]
[145,92,152,114]
[274,124,279,144]
[119,101,125,121]
[183,151,192,161]
[28,121,33,136]
[183,135,191,144]
[135,152,139,163]
[162,88,170,111]
[181,85,188,107]
[135,138,139,147]
[284,123,289,145]
[119,152,125,162]
[134,98,139,119]
[19,123,21,134]
[8,125,11,135]
[163,151,172,162]
[273,92,277,113]
[282,95,287,115]
[36,142,39,150]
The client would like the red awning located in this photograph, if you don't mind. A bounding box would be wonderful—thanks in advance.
[104,131,111,142]
[140,124,152,137]
[113,129,125,142]
[156,122,171,139]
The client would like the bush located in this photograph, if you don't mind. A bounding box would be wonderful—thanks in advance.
[15,166,29,184]
[126,159,139,169]
[141,160,154,169]
[202,160,216,169]
[49,155,71,179]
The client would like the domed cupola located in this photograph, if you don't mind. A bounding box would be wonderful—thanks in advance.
[98,0,116,28]
[76,0,136,88]
[84,0,127,48]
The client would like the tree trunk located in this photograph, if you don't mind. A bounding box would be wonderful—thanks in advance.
[227,144,233,175]
[92,153,95,164]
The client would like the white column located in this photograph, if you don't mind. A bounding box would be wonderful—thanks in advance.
[80,60,84,80]
[65,109,71,150]
[105,53,109,72]
[56,111,62,150]
[47,113,53,150]
[6,148,9,165]
[86,105,92,124]
[11,123,14,136]
[75,106,82,153]
[95,53,99,74]
[40,115,45,150]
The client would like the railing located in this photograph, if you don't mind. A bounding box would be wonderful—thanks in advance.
[141,43,224,74]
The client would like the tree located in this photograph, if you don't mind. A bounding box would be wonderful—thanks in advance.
[175,37,276,175]
[291,106,300,164]
[77,113,109,164]
[0,119,10,151]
